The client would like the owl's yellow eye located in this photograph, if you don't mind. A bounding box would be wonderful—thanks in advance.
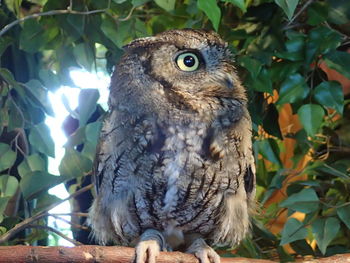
[176,52,199,72]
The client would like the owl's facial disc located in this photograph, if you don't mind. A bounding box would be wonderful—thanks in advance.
[175,51,201,72]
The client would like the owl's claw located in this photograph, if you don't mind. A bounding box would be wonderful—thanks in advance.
[135,239,160,263]
[187,238,221,263]
[135,229,167,263]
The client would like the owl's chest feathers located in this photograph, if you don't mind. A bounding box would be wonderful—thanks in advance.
[161,123,207,214]
[135,119,239,231]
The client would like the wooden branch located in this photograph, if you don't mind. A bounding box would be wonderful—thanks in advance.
[0,184,93,244]
[0,246,349,263]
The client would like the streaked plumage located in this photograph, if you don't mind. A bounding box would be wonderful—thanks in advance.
[89,29,256,263]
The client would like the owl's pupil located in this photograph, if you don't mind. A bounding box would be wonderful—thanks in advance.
[184,56,195,67]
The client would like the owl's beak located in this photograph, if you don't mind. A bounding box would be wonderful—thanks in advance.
[224,77,234,90]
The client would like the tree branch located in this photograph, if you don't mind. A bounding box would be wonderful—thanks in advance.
[49,214,89,231]
[27,225,82,246]
[0,246,349,263]
[0,184,93,244]
[284,0,315,30]
[0,9,107,37]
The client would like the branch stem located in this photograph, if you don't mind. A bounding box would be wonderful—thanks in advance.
[0,184,93,244]
[0,9,107,37]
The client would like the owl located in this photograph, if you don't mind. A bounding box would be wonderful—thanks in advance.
[89,29,256,263]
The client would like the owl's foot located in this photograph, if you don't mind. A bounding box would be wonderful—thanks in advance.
[186,238,221,263]
[135,229,167,263]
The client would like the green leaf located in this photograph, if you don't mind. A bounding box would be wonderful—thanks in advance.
[154,0,176,11]
[18,154,46,178]
[297,104,324,136]
[101,16,120,48]
[275,35,305,61]
[312,217,340,255]
[73,43,95,72]
[256,139,282,167]
[34,192,61,213]
[263,104,283,139]
[337,205,350,230]
[78,89,100,127]
[0,175,18,197]
[277,246,295,262]
[307,2,328,26]
[0,197,10,223]
[314,160,350,179]
[280,188,319,213]
[314,81,344,114]
[115,20,134,48]
[65,126,86,148]
[0,36,12,56]
[238,56,262,79]
[25,79,54,116]
[29,0,47,5]
[198,0,221,31]
[7,99,24,130]
[0,143,16,172]
[20,171,63,200]
[274,0,299,20]
[0,226,6,235]
[132,0,150,6]
[224,0,246,12]
[327,0,350,25]
[306,27,342,64]
[280,218,308,245]
[251,68,273,94]
[85,121,102,144]
[0,68,19,88]
[19,19,45,53]
[81,141,98,161]
[4,0,22,14]
[277,73,309,105]
[134,18,150,38]
[39,69,60,92]
[59,149,92,179]
[324,50,350,80]
[269,61,302,83]
[289,239,315,256]
[67,14,85,36]
[29,122,55,157]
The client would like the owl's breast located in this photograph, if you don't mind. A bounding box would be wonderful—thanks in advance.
[134,121,240,239]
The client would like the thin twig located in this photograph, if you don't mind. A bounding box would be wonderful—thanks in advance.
[49,214,89,231]
[118,6,136,22]
[50,212,89,217]
[324,21,350,40]
[320,200,350,209]
[0,184,93,244]
[0,9,107,37]
[28,224,82,246]
[284,0,315,29]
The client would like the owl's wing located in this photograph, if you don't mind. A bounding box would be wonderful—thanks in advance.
[92,111,116,195]
[92,110,166,194]
[211,103,256,198]
[92,124,107,195]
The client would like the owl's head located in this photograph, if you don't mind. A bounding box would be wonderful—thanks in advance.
[112,29,246,113]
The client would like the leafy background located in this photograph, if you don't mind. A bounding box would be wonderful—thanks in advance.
[0,0,350,261]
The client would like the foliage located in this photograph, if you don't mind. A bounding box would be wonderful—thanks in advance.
[0,0,350,260]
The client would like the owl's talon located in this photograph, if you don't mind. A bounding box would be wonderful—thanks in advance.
[187,238,221,263]
[135,239,160,263]
[135,229,167,263]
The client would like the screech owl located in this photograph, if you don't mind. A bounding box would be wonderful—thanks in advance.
[89,29,256,263]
